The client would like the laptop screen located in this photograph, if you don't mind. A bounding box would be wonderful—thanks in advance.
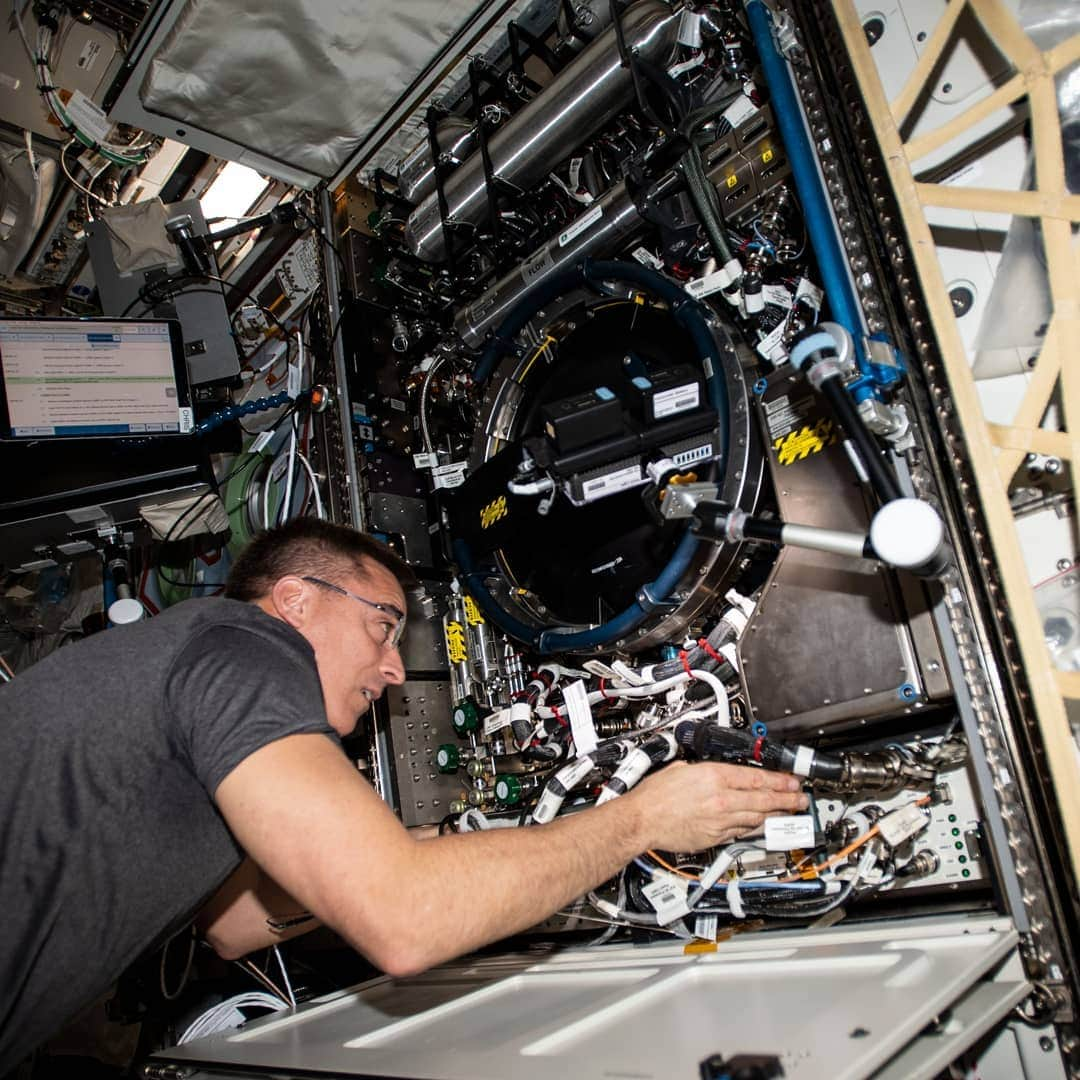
[0,318,193,439]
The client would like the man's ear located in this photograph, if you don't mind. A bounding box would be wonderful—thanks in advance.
[267,576,310,629]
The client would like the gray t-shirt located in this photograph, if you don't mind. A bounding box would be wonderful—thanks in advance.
[0,598,339,1071]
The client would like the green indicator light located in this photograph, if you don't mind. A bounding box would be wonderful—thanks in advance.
[954,841,964,850]
[958,855,967,864]
[962,869,971,878]
[948,814,957,823]
[951,827,960,837]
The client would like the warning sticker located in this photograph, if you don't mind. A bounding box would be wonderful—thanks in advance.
[773,418,838,465]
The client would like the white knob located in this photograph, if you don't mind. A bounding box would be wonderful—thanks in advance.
[108,597,145,625]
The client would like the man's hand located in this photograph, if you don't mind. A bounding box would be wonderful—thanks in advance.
[627,760,808,851]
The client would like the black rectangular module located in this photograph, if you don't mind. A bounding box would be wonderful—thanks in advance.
[623,364,704,425]
[541,386,625,454]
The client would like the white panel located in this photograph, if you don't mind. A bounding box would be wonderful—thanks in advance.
[153,915,1023,1080]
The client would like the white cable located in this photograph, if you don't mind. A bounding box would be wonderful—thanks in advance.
[689,667,731,727]
[179,992,286,1044]
[273,946,296,1009]
[280,417,298,525]
[295,451,325,518]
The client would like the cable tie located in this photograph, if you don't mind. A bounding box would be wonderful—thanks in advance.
[678,650,694,679]
[552,705,568,728]
[696,637,724,663]
[35,82,57,93]
[752,735,764,763]
[599,677,613,701]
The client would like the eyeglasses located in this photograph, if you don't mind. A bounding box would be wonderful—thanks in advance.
[302,576,406,648]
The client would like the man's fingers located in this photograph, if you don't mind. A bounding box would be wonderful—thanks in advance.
[714,788,809,814]
[697,761,803,793]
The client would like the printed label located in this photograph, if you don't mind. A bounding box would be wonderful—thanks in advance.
[723,95,758,128]
[654,383,699,419]
[564,680,597,756]
[631,246,663,270]
[412,452,437,469]
[64,89,112,143]
[795,277,823,310]
[178,406,194,434]
[764,815,815,851]
[484,708,511,736]
[643,874,691,925]
[76,40,103,73]
[685,269,728,299]
[581,463,643,500]
[287,361,301,399]
[431,461,468,489]
[558,204,603,247]
[756,322,788,362]
[762,284,793,309]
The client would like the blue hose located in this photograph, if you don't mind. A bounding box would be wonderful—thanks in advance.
[744,2,865,356]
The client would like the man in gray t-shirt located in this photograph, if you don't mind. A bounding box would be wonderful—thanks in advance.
[0,518,806,1072]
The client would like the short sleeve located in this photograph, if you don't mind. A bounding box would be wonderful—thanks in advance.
[164,623,340,796]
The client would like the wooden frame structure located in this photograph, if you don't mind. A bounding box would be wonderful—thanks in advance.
[832,0,1080,879]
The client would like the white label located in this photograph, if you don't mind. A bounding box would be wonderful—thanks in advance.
[286,361,301,399]
[878,803,929,848]
[677,9,702,47]
[672,442,713,467]
[251,429,274,453]
[64,89,112,144]
[389,398,407,412]
[581,463,643,500]
[178,406,194,434]
[412,452,437,469]
[631,246,662,270]
[685,269,728,299]
[583,659,620,680]
[762,284,793,309]
[484,708,512,736]
[756,321,788,362]
[792,745,814,777]
[795,277,823,310]
[560,755,596,789]
[76,39,103,73]
[723,95,758,128]
[558,204,603,247]
[610,659,649,686]
[564,680,598,756]
[654,383,699,419]
[643,874,691,925]
[568,156,583,189]
[764,815,816,851]
[694,912,718,941]
[431,461,468,489]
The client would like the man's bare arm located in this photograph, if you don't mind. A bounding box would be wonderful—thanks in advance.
[214,733,806,977]
[196,858,321,960]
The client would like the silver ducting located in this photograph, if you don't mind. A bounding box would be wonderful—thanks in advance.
[396,117,478,205]
[454,180,647,349]
[404,0,679,263]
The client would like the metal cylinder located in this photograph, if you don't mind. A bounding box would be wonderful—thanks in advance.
[453,178,645,349]
[404,0,679,263]
[397,117,478,205]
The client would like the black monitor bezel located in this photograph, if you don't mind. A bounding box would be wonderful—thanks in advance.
[0,316,192,440]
